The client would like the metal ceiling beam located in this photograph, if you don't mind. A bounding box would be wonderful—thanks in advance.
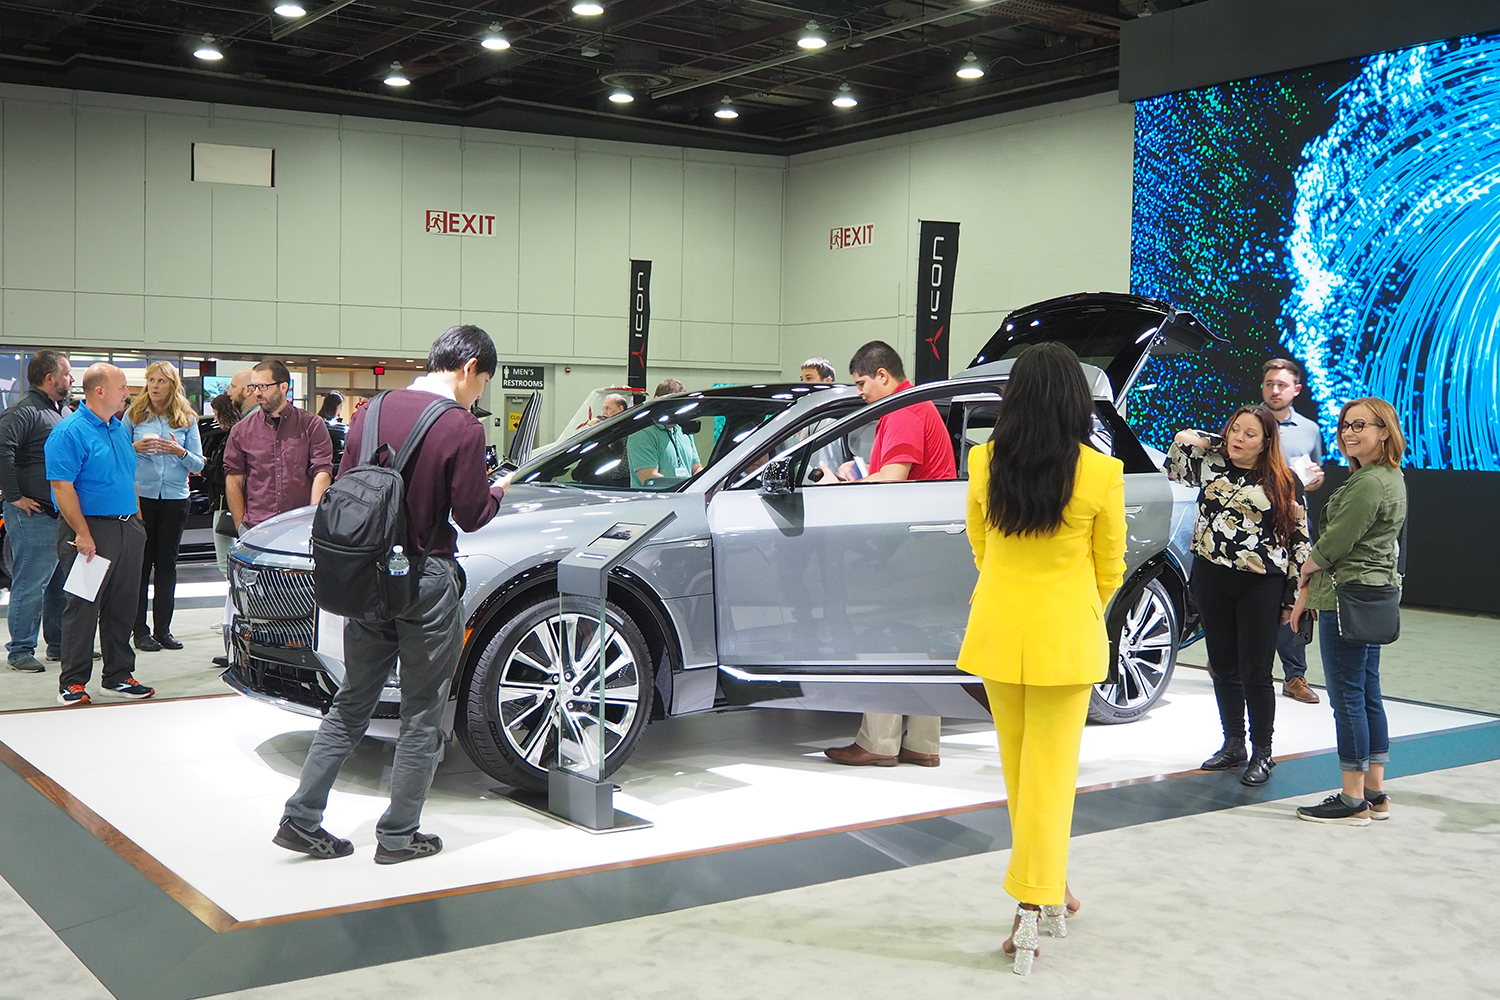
[271,0,361,41]
[650,0,1022,99]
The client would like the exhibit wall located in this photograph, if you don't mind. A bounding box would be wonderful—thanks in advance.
[0,83,787,376]
[779,93,1134,381]
[1128,29,1500,613]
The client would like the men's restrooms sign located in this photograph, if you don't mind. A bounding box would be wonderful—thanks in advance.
[915,221,960,384]
[628,260,652,393]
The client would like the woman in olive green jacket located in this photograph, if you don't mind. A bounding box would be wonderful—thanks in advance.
[1289,397,1407,826]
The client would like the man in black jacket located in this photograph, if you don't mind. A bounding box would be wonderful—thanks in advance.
[0,351,73,673]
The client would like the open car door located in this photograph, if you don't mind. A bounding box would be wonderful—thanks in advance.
[503,391,543,468]
[964,292,1223,406]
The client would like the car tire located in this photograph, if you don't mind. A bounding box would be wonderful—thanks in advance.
[1089,576,1178,724]
[457,594,654,794]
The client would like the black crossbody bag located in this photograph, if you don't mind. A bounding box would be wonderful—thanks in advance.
[1334,514,1408,645]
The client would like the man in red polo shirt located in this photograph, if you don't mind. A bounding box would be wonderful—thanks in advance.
[824,340,956,768]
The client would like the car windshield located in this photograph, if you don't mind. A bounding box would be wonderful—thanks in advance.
[512,395,796,491]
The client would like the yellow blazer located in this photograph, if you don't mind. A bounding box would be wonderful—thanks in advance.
[956,442,1127,686]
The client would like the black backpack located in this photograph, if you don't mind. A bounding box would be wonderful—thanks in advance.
[311,391,461,622]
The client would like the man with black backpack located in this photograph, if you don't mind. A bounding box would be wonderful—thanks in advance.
[274,326,510,864]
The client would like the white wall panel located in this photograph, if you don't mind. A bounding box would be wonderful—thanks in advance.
[629,156,683,321]
[518,146,576,316]
[459,310,518,356]
[573,153,631,319]
[401,136,462,309]
[76,292,144,342]
[275,126,342,305]
[3,100,75,292]
[211,298,276,347]
[573,314,621,360]
[680,162,735,324]
[401,307,460,353]
[211,184,278,301]
[75,108,146,295]
[277,302,339,348]
[144,113,212,298]
[4,290,74,343]
[145,295,210,345]
[680,320,731,364]
[339,130,402,307]
[517,312,573,358]
[459,141,521,312]
[340,304,400,353]
[732,165,782,328]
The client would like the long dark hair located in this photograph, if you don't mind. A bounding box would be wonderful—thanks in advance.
[986,342,1094,536]
[1217,405,1300,546]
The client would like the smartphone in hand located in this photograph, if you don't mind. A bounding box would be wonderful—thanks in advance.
[1294,608,1315,645]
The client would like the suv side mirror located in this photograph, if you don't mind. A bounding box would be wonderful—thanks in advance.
[758,458,796,496]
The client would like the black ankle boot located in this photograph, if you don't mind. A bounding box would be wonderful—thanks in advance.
[1241,745,1276,786]
[1201,739,1248,770]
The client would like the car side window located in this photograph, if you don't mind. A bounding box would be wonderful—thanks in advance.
[803,394,962,484]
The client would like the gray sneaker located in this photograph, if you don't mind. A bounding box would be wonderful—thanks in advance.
[374,832,443,865]
[8,656,45,673]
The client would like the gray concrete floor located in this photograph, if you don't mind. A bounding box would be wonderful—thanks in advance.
[1,603,1497,998]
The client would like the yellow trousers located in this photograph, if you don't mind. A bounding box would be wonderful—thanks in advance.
[983,679,1093,906]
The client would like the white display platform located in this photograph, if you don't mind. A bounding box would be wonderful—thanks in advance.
[0,670,1486,925]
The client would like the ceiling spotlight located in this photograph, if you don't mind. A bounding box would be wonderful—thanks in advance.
[572,1,605,15]
[193,35,224,61]
[832,82,857,108]
[714,97,738,119]
[608,88,634,104]
[956,51,985,79]
[797,22,827,49]
[481,23,510,50]
[384,62,410,87]
[273,3,306,16]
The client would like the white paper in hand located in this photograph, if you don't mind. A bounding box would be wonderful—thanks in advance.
[63,552,111,602]
[1289,455,1319,487]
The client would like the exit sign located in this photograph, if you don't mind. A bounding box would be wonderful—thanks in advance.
[829,224,874,250]
[372,365,385,375]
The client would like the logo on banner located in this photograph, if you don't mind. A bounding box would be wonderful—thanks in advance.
[829,224,874,250]
[915,221,960,385]
[424,210,497,236]
[628,260,652,393]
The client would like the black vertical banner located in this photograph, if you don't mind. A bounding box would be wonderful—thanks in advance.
[914,221,960,384]
[628,259,652,393]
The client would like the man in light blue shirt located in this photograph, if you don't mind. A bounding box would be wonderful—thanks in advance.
[1262,358,1324,704]
[46,364,153,706]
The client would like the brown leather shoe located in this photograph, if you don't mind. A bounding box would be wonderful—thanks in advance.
[897,748,940,767]
[1283,677,1320,704]
[824,742,898,767]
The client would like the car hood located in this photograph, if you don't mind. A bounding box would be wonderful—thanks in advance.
[235,483,698,562]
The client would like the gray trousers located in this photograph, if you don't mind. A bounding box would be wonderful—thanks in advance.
[283,557,462,850]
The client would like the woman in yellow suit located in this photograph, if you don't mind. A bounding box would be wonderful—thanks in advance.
[956,342,1126,975]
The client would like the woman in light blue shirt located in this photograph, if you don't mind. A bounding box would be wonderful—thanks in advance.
[125,362,204,651]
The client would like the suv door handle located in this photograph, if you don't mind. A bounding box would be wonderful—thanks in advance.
[909,523,965,534]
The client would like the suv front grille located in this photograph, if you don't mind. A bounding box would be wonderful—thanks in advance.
[230,558,317,621]
[227,641,336,713]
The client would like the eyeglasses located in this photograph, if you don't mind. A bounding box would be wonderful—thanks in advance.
[246,382,285,393]
[1338,419,1385,433]
[1261,381,1296,391]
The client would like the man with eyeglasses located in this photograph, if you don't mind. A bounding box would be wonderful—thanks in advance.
[1261,358,1324,704]
[222,359,333,537]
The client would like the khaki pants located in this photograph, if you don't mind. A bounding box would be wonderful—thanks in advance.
[984,679,1093,907]
[854,713,941,756]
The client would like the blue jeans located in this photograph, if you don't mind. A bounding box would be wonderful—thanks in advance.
[5,501,64,663]
[1318,609,1390,772]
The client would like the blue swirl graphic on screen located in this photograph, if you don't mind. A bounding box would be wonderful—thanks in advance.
[1283,38,1500,470]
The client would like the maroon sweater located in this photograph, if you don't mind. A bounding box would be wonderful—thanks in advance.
[338,389,505,557]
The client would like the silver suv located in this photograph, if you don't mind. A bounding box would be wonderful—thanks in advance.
[224,293,1213,793]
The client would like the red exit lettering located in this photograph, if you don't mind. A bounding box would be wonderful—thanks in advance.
[829,224,874,250]
[424,210,497,237]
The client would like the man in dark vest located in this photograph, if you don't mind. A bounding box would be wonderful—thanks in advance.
[274,325,509,864]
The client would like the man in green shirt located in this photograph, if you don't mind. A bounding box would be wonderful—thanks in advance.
[627,379,702,486]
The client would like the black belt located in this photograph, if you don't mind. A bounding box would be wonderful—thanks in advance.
[83,514,135,521]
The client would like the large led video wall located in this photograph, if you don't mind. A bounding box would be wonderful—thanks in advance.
[1128,31,1500,471]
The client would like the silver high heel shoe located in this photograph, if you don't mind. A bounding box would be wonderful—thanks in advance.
[1040,904,1068,938]
[1011,906,1040,975]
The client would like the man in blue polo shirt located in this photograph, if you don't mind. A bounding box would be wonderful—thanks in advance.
[46,363,153,706]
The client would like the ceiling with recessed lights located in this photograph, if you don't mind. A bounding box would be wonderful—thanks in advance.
[0,0,1149,154]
